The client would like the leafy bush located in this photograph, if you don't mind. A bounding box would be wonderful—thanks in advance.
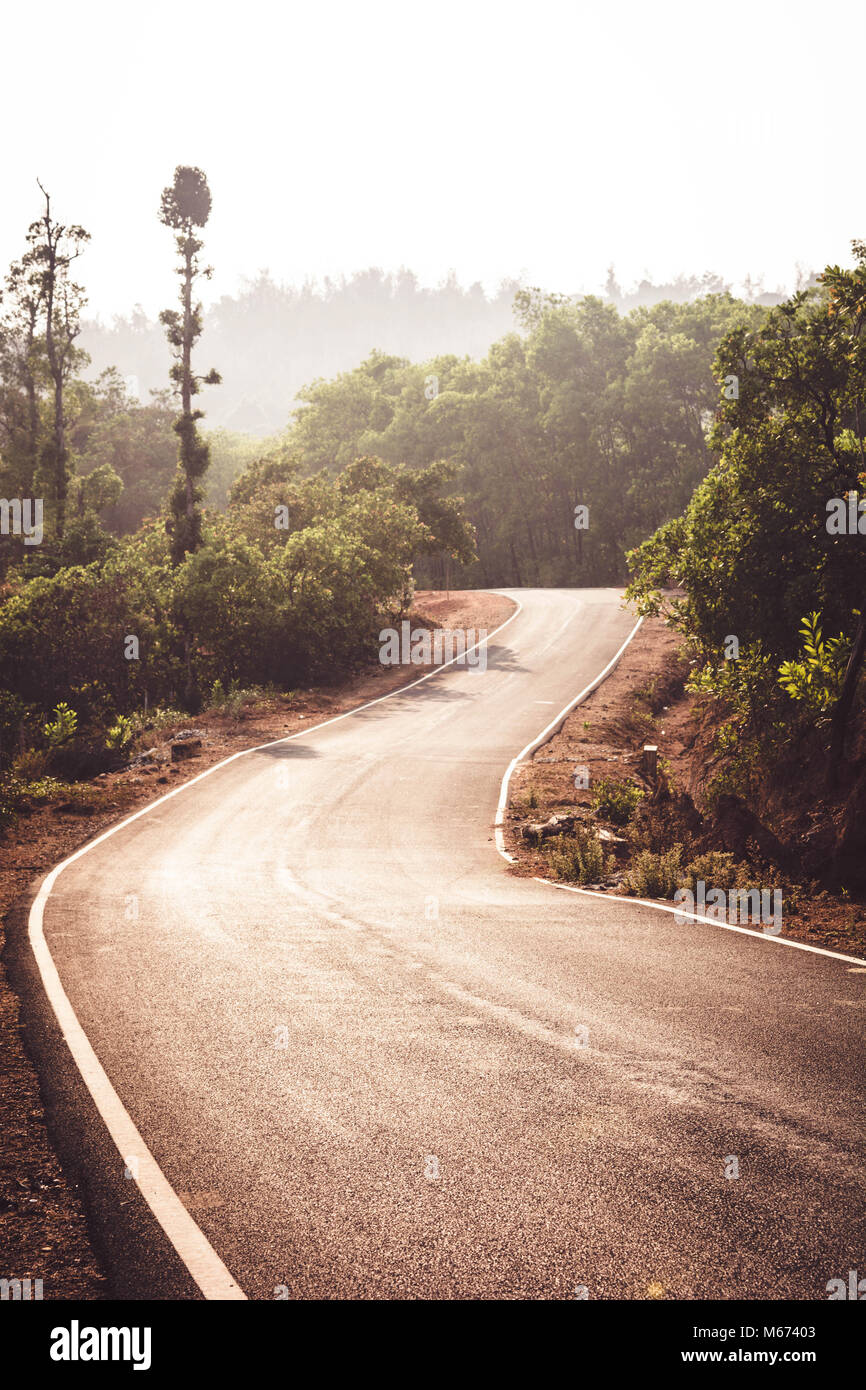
[681,851,738,894]
[545,826,607,884]
[0,777,22,828]
[43,702,78,747]
[627,790,699,859]
[623,844,683,897]
[591,776,644,825]
[105,715,134,750]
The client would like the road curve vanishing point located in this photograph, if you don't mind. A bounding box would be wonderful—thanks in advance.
[24,588,866,1300]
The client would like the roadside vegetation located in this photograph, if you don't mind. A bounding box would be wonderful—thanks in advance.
[626,242,866,894]
[0,169,475,828]
[2,161,865,937]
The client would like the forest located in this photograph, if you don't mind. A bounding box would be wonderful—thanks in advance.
[1,164,864,843]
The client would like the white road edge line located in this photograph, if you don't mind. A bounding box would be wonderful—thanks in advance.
[494,614,643,858]
[27,594,524,1301]
[493,611,865,968]
[533,878,866,966]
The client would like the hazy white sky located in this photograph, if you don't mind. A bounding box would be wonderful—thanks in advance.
[2,0,862,319]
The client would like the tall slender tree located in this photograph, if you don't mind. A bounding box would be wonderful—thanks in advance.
[0,256,45,497]
[158,166,220,565]
[26,184,89,540]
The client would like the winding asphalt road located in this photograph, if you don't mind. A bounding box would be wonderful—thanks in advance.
[18,588,866,1299]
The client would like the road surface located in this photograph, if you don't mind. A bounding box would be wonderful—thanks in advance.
[17,589,866,1299]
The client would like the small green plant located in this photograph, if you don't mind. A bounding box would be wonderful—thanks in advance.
[142,706,187,732]
[223,687,261,718]
[19,775,70,804]
[681,851,738,895]
[546,826,607,885]
[0,775,23,828]
[623,844,683,898]
[209,678,227,707]
[43,702,78,747]
[528,787,538,810]
[591,777,645,826]
[106,715,134,751]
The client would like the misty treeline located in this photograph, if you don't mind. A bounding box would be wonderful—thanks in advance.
[80,266,796,437]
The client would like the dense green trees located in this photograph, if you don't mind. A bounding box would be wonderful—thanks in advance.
[627,244,866,783]
[288,295,759,586]
[0,444,465,782]
[0,188,92,567]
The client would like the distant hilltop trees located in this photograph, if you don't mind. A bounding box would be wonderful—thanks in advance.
[79,265,810,435]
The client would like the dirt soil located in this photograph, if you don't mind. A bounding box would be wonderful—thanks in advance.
[505,616,866,961]
[0,589,515,1299]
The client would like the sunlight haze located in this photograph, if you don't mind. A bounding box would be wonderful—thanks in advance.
[3,0,859,317]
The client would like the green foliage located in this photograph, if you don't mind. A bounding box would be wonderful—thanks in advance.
[623,845,683,898]
[206,679,269,718]
[778,611,851,715]
[288,295,755,587]
[627,252,866,759]
[43,701,78,746]
[545,826,607,884]
[105,714,134,750]
[10,746,49,781]
[681,851,738,894]
[590,776,645,825]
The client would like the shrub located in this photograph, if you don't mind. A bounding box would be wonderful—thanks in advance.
[627,791,699,858]
[0,776,22,829]
[105,715,134,751]
[778,611,850,716]
[546,826,607,884]
[623,844,683,897]
[681,851,738,895]
[43,702,78,747]
[11,747,50,782]
[591,776,645,825]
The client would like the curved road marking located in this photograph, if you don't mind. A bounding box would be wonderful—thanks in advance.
[27,597,523,1301]
[493,615,643,858]
[537,879,866,967]
[493,610,863,968]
